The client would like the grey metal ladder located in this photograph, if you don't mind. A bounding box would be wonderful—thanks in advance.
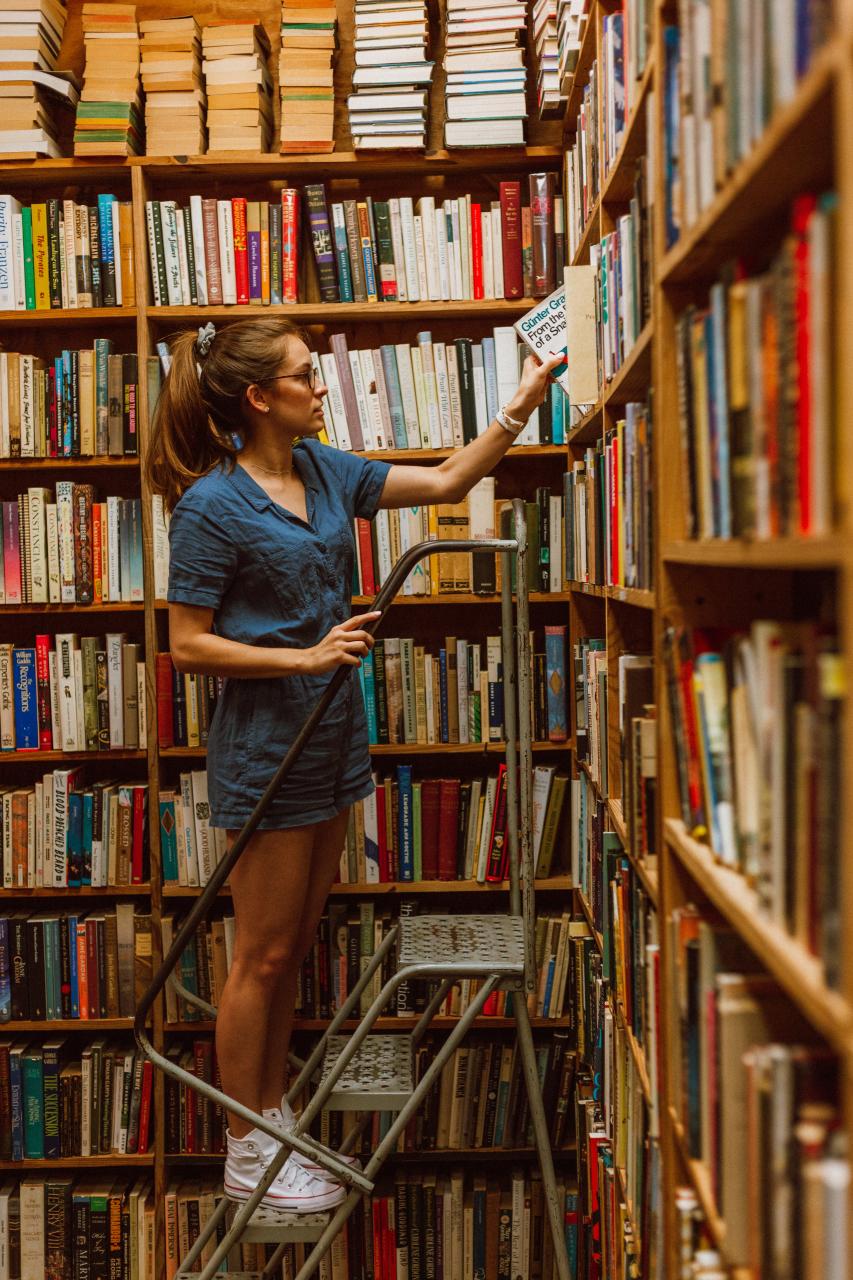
[134,498,570,1280]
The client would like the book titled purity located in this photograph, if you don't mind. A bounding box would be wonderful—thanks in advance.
[514,266,598,405]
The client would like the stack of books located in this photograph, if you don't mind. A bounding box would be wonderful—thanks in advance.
[556,0,586,93]
[202,21,273,153]
[533,0,561,115]
[140,16,204,156]
[0,0,78,157]
[73,1,142,156]
[347,0,433,149]
[443,0,528,147]
[279,1,336,153]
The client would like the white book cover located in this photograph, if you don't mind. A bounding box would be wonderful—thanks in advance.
[491,204,504,297]
[106,632,125,747]
[348,349,376,450]
[393,343,421,448]
[431,339,454,448]
[191,769,216,885]
[415,333,442,448]
[398,196,420,301]
[0,352,9,455]
[27,487,47,602]
[471,346,489,435]
[387,197,408,302]
[159,201,183,306]
[55,633,80,751]
[188,194,209,305]
[408,346,432,448]
[179,771,199,886]
[444,344,465,448]
[412,214,430,301]
[319,352,352,450]
[151,494,170,600]
[456,637,469,745]
[0,194,21,310]
[106,494,121,603]
[48,649,59,751]
[480,208,494,299]
[357,347,386,449]
[475,775,498,881]
[174,209,192,305]
[56,481,75,600]
[531,764,557,871]
[62,199,78,307]
[58,215,68,308]
[493,326,520,410]
[416,195,441,300]
[111,200,123,305]
[517,270,600,405]
[11,211,24,310]
[457,197,471,300]
[217,200,237,305]
[435,204,450,301]
[374,508,393,584]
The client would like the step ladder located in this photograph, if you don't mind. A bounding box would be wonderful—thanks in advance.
[134,499,570,1280]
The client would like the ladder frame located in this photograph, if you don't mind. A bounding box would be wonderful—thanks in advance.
[135,498,569,1280]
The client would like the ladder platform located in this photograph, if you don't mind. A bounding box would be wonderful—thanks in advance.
[222,1202,332,1245]
[398,914,525,974]
[319,1033,413,1110]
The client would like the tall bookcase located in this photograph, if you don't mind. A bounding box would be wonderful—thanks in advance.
[562,0,853,1276]
[0,2,579,1277]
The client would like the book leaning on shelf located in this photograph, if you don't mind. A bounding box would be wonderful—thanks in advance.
[2,486,143,606]
[0,634,146,753]
[0,1037,153,1159]
[144,175,562,306]
[0,345,140,459]
[1,774,148,890]
[0,193,134,311]
[572,638,653,802]
[0,1176,156,1280]
[0,905,153,1022]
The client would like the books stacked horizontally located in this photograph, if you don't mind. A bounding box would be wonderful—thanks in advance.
[202,21,273,153]
[74,1,142,156]
[533,0,561,115]
[556,0,586,92]
[347,0,433,149]
[0,0,78,157]
[279,1,336,153]
[443,0,528,148]
[140,16,204,156]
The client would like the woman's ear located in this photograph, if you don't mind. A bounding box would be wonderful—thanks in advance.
[245,382,269,414]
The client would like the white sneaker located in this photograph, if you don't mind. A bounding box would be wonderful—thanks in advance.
[223,1127,346,1212]
[261,1101,362,1175]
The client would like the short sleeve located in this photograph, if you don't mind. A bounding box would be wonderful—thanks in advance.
[167,492,239,609]
[315,443,391,521]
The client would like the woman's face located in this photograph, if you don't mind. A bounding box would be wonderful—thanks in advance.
[248,338,328,439]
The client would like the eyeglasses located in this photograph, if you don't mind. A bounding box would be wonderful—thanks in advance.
[264,368,318,390]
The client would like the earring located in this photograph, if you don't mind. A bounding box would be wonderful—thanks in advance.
[263,406,270,413]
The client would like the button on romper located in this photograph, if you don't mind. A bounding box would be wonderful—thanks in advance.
[166,439,392,830]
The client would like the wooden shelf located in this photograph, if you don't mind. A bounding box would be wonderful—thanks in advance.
[165,1145,575,1163]
[7,1018,137,1031]
[162,876,571,898]
[607,799,660,905]
[566,405,603,446]
[0,457,139,470]
[0,601,145,615]
[0,1154,154,1169]
[564,6,598,126]
[603,321,653,406]
[159,741,572,759]
[147,299,539,323]
[600,54,655,206]
[166,1016,571,1033]
[0,307,135,325]
[665,819,853,1053]
[1,884,150,897]
[135,145,563,180]
[1,748,147,763]
[658,40,839,284]
[572,193,601,267]
[360,445,567,461]
[575,889,604,955]
[617,1004,652,1106]
[567,581,655,609]
[663,536,846,569]
[350,592,573,606]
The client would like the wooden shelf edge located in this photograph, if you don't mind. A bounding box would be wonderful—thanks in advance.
[159,741,573,758]
[664,819,853,1052]
[0,458,140,469]
[165,1016,572,1033]
[0,307,135,324]
[600,52,656,207]
[162,876,572,898]
[147,299,539,322]
[662,536,846,568]
[602,320,653,406]
[571,193,601,267]
[1,884,151,896]
[0,1155,154,1169]
[563,7,599,127]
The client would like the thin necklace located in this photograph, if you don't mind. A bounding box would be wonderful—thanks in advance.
[244,459,294,479]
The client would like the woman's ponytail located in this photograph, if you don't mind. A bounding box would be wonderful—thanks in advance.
[146,315,307,512]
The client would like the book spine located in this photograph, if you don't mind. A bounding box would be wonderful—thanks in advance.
[280,189,300,304]
[304,184,339,302]
[97,195,117,307]
[201,197,222,305]
[269,200,282,305]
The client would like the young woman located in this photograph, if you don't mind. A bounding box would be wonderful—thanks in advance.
[147,315,560,1212]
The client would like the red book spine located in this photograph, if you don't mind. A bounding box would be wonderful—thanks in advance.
[131,785,146,883]
[436,778,460,880]
[499,181,523,300]
[281,188,300,305]
[156,653,174,749]
[470,202,484,300]
[375,781,389,882]
[85,918,99,1019]
[48,367,58,456]
[91,504,102,604]
[76,922,88,1019]
[485,765,509,882]
[610,434,619,584]
[420,779,441,880]
[35,633,52,749]
[231,197,250,305]
[136,1059,153,1153]
[793,194,816,534]
[356,518,376,596]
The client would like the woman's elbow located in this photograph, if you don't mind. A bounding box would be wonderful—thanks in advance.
[170,638,196,673]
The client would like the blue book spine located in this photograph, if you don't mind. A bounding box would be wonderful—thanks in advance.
[362,649,378,744]
[82,792,93,886]
[481,336,499,423]
[97,194,115,269]
[68,916,79,1019]
[129,499,144,598]
[709,282,731,538]
[379,345,409,448]
[119,498,131,602]
[472,1183,486,1280]
[269,202,282,305]
[544,626,568,741]
[159,796,179,883]
[248,228,261,299]
[0,916,10,1021]
[44,917,61,1019]
[10,1048,24,1160]
[62,348,72,455]
[42,1041,61,1158]
[361,228,377,302]
[22,1050,44,1158]
[541,954,557,1018]
[12,648,38,749]
[565,1190,579,1271]
[67,790,84,888]
[397,765,414,881]
[438,649,449,743]
[331,205,354,302]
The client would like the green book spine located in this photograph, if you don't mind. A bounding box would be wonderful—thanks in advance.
[22,1049,44,1158]
[372,200,397,301]
[42,1042,62,1157]
[181,206,198,307]
[93,338,112,456]
[22,205,35,309]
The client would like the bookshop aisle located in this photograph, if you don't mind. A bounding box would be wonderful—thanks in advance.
[2,0,853,1278]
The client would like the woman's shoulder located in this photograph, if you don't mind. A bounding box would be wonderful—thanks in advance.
[173,463,240,516]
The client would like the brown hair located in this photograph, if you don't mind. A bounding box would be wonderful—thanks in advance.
[146,315,309,511]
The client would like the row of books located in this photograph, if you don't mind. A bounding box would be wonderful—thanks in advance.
[563,401,654,591]
[280,3,335,153]
[668,905,847,1270]
[0,633,147,754]
[1,489,143,607]
[564,62,599,257]
[440,0,529,149]
[0,345,143,458]
[348,0,432,151]
[335,760,568,887]
[591,178,652,383]
[163,905,572,1025]
[675,193,835,541]
[0,193,135,311]
[154,657,223,750]
[74,2,142,158]
[158,771,227,889]
[0,0,75,160]
[663,620,842,986]
[0,1038,153,1160]
[0,1176,155,1280]
[158,1171,577,1280]
[534,0,559,117]
[665,0,831,241]
[0,906,153,1023]
[140,15,203,156]
[1,775,149,890]
[202,21,273,154]
[573,639,654,804]
[361,627,568,747]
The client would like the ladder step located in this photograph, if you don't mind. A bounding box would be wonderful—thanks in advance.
[320,1034,413,1110]
[237,1203,331,1244]
[398,914,525,974]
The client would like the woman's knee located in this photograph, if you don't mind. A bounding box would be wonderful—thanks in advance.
[230,936,300,991]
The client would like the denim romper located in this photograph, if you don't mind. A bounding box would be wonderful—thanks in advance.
[166,439,391,830]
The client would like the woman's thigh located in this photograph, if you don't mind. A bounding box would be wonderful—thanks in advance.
[226,826,319,960]
[294,810,350,957]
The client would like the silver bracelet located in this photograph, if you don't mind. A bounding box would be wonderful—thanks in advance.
[496,404,526,436]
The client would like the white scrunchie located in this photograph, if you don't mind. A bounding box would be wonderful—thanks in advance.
[196,321,216,358]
